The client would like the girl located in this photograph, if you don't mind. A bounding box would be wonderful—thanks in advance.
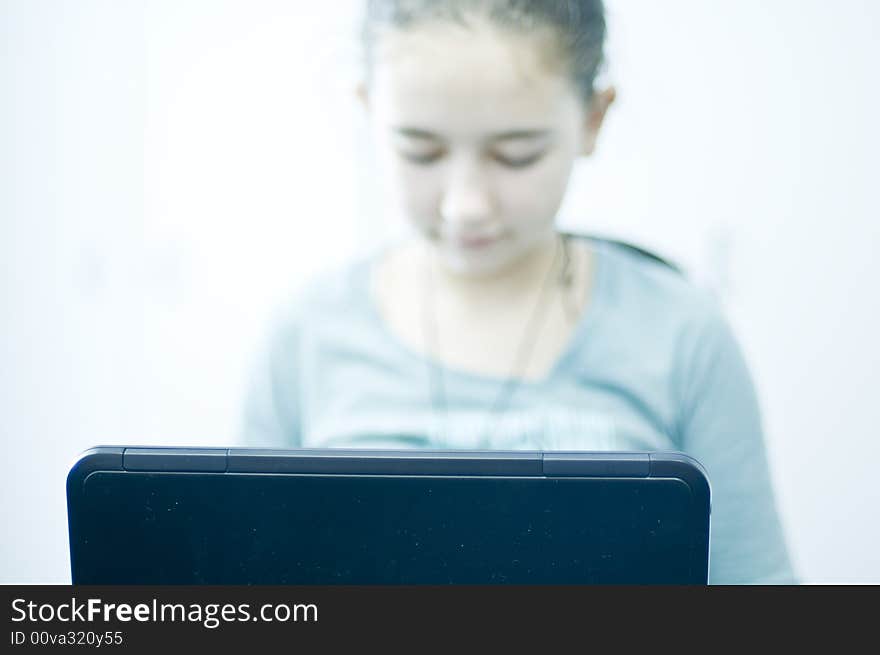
[241,0,796,584]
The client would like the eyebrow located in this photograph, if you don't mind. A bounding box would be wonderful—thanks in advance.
[392,127,551,142]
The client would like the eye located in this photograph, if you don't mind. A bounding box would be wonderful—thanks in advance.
[398,149,446,165]
[492,151,546,169]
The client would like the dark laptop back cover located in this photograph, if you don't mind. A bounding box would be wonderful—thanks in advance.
[67,448,710,584]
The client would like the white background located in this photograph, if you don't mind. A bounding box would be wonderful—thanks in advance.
[2,0,878,583]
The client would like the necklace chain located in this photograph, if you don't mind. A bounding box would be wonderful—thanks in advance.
[422,233,576,447]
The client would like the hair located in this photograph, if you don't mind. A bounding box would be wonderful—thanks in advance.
[361,0,606,100]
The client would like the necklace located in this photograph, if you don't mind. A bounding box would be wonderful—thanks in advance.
[422,233,577,447]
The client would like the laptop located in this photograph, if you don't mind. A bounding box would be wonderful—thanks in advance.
[67,447,711,584]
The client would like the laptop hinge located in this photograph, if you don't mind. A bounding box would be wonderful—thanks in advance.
[122,448,228,472]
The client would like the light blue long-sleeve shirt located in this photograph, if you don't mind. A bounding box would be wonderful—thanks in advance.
[240,236,797,584]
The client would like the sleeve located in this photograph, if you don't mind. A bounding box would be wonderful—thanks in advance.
[238,303,304,448]
[676,308,798,584]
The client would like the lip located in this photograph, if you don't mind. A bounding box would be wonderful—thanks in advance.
[458,235,497,249]
[449,232,503,250]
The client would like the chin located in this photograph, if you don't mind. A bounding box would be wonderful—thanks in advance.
[439,241,525,278]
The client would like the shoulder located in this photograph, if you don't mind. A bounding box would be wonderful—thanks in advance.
[298,254,374,313]
[581,235,746,398]
[589,236,722,332]
[267,249,379,336]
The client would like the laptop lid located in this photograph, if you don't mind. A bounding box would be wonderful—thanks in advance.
[67,447,711,584]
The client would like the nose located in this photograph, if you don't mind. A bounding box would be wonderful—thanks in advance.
[439,158,495,229]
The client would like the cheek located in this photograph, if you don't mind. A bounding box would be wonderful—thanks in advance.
[495,154,576,228]
[385,158,443,221]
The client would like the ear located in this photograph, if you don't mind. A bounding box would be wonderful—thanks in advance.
[581,86,616,156]
[356,81,370,111]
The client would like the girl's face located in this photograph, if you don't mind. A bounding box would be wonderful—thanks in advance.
[364,19,610,277]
